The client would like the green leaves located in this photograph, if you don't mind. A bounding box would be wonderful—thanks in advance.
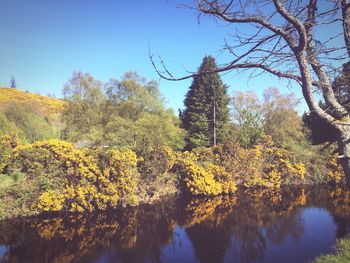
[236,109,264,148]
[181,56,230,150]
[62,71,185,151]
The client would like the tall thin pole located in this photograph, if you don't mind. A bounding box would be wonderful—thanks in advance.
[213,99,217,146]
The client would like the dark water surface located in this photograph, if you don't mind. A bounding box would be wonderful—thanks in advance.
[0,186,350,263]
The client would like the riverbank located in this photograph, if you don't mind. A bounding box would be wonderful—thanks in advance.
[0,135,345,220]
[312,236,350,263]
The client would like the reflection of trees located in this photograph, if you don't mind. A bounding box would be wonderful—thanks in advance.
[307,186,350,240]
[182,188,307,263]
[265,211,304,243]
[1,187,350,263]
[0,200,178,263]
[186,223,232,263]
[327,186,350,239]
[229,188,306,263]
[179,196,237,263]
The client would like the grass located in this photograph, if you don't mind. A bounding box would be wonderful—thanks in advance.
[312,237,350,263]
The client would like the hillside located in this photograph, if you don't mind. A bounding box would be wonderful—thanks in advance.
[0,87,65,120]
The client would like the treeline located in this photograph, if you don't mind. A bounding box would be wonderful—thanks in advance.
[0,56,344,219]
[61,71,184,152]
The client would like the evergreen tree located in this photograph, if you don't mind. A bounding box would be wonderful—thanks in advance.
[181,56,230,150]
[10,76,16,88]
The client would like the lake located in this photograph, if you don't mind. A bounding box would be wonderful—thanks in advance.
[0,186,349,263]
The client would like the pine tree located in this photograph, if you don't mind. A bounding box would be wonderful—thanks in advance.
[10,76,16,88]
[181,56,230,150]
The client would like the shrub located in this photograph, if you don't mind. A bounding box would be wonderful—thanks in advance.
[96,148,140,205]
[0,134,20,174]
[137,146,178,202]
[172,151,237,196]
[4,140,120,214]
[263,145,306,187]
[191,138,306,189]
[326,154,344,184]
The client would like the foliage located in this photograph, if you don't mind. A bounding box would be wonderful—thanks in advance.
[138,146,179,202]
[231,91,264,148]
[187,138,306,189]
[181,56,230,150]
[0,134,20,173]
[95,148,140,205]
[172,151,237,196]
[62,71,105,143]
[0,140,147,217]
[62,71,185,151]
[0,87,65,120]
[312,236,350,263]
[2,103,59,143]
[0,136,342,219]
[0,112,17,137]
[104,110,185,152]
[236,109,264,148]
[231,88,304,148]
[302,104,339,145]
[138,146,175,179]
[262,87,304,145]
[326,155,345,184]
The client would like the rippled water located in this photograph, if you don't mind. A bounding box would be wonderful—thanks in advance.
[0,186,349,263]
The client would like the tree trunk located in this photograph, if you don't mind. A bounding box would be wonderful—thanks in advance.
[338,127,350,186]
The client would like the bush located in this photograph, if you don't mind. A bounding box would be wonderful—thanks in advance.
[188,138,306,189]
[96,148,140,205]
[137,146,178,202]
[2,140,123,215]
[172,151,237,196]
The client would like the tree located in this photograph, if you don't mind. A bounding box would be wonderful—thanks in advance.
[104,72,185,152]
[62,71,106,144]
[231,91,264,148]
[62,71,185,151]
[10,76,16,88]
[303,64,349,144]
[232,88,303,147]
[151,0,350,184]
[181,56,230,150]
[262,87,304,145]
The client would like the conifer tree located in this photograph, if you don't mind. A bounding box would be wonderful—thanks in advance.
[10,76,16,88]
[181,56,230,150]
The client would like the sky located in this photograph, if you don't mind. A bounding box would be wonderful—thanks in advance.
[0,0,345,113]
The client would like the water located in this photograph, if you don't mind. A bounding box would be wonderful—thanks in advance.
[0,186,349,263]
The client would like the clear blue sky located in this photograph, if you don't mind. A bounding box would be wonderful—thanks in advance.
[0,0,343,113]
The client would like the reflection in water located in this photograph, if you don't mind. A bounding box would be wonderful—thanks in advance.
[0,186,349,263]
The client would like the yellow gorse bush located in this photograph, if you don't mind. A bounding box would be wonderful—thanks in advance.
[326,154,344,183]
[263,146,306,188]
[0,134,20,173]
[7,140,142,213]
[37,190,64,212]
[98,148,139,205]
[173,151,237,196]
[0,136,314,217]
